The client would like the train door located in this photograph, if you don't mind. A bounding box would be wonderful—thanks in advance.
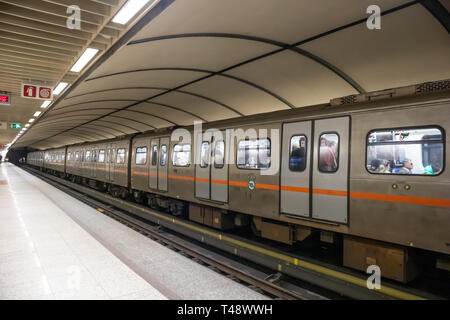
[311,117,349,223]
[195,131,210,199]
[149,139,159,189]
[211,131,229,202]
[92,149,97,178]
[280,121,312,217]
[195,131,228,202]
[158,137,169,192]
[106,144,116,181]
[106,148,111,180]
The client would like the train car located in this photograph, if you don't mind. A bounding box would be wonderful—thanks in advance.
[26,85,450,283]
[66,138,131,197]
[26,150,44,168]
[43,147,66,176]
[128,89,449,282]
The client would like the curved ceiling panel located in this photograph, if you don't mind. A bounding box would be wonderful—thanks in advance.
[129,102,203,125]
[150,91,242,122]
[53,100,132,111]
[41,109,117,121]
[226,50,358,107]
[65,88,165,105]
[300,4,450,92]
[113,109,175,128]
[90,37,278,78]
[73,69,204,95]
[181,75,289,115]
[93,119,142,134]
[133,0,408,44]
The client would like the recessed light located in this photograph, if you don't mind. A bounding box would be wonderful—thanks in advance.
[41,100,51,109]
[112,0,152,24]
[53,82,68,95]
[71,48,99,72]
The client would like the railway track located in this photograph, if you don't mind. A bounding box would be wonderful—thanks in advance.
[22,165,442,300]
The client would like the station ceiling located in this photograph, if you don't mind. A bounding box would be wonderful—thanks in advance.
[6,0,450,150]
[0,0,138,147]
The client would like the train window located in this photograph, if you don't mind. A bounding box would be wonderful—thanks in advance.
[160,145,167,166]
[172,144,191,167]
[237,139,271,170]
[367,127,444,175]
[61,153,65,162]
[289,135,307,172]
[200,142,210,168]
[151,145,158,166]
[135,147,147,165]
[85,151,91,162]
[98,150,105,163]
[117,149,126,164]
[67,152,71,161]
[214,141,225,169]
[75,152,80,161]
[318,133,339,173]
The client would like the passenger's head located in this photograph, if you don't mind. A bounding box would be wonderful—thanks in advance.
[403,159,413,169]
[370,159,381,171]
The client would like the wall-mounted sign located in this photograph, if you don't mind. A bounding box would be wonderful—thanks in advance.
[0,94,11,106]
[11,123,21,129]
[21,82,53,100]
[0,122,7,130]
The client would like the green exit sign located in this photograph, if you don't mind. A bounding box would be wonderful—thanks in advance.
[11,123,21,129]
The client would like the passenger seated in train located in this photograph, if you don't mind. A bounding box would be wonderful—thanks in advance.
[369,159,391,173]
[393,159,414,174]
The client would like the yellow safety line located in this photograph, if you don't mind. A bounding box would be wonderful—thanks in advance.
[104,194,426,300]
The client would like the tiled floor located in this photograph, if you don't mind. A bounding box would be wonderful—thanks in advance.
[0,163,267,300]
[0,163,165,300]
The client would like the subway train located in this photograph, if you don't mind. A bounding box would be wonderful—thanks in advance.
[27,82,450,283]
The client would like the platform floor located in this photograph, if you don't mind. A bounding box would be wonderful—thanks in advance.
[0,163,266,300]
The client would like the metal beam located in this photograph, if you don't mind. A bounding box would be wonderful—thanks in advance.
[421,0,450,33]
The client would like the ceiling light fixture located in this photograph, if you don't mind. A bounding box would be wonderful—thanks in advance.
[41,100,51,109]
[53,82,68,95]
[34,111,42,117]
[112,0,152,24]
[71,48,99,72]
[28,118,35,123]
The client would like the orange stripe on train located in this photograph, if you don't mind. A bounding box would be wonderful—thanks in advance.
[124,172,450,208]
